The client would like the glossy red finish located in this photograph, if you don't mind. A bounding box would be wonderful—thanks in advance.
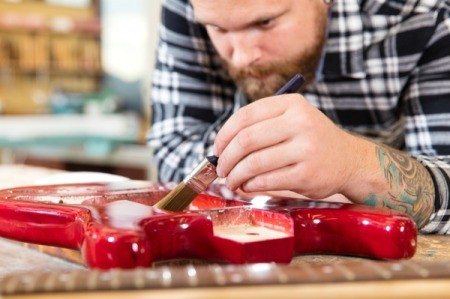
[0,199,89,248]
[290,206,416,259]
[0,181,417,269]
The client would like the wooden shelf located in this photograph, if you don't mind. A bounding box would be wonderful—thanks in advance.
[0,0,102,114]
[0,1,98,20]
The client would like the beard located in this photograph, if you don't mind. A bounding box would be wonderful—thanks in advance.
[224,49,323,100]
[223,24,327,101]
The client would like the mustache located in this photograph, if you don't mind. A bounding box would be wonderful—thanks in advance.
[225,61,280,79]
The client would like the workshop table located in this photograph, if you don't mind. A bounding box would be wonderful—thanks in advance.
[0,165,448,299]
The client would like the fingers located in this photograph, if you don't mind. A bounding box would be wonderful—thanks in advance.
[224,140,306,191]
[240,163,304,193]
[216,114,293,178]
[214,94,301,157]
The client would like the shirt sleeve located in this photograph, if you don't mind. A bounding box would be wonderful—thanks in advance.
[147,0,235,182]
[404,7,450,234]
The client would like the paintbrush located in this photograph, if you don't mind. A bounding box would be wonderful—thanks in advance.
[154,73,305,211]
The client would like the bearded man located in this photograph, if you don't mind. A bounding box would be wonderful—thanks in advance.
[148,0,450,234]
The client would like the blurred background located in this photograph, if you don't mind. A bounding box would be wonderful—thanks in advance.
[0,0,161,180]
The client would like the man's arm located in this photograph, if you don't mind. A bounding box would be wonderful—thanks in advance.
[360,144,434,229]
[211,94,434,226]
[148,0,235,181]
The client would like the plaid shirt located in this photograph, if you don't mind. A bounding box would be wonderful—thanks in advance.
[148,0,450,234]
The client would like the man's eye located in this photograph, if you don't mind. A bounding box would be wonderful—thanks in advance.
[259,19,274,27]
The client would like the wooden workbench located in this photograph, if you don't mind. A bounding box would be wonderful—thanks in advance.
[0,165,449,298]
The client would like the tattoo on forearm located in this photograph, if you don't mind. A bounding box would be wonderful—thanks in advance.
[364,145,434,228]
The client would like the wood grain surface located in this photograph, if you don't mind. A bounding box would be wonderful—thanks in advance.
[5,280,450,299]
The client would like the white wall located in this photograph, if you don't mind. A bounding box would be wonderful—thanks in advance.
[148,0,162,81]
[141,0,161,136]
[102,0,161,83]
[100,0,162,131]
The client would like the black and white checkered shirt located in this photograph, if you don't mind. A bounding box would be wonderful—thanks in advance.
[148,0,450,234]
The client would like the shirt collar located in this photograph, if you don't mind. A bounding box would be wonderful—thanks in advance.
[321,0,366,79]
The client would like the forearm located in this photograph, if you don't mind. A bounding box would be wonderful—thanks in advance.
[346,139,434,229]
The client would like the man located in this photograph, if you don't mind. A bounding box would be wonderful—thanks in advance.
[148,0,450,234]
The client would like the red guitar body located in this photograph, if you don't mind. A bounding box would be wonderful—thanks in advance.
[0,181,417,269]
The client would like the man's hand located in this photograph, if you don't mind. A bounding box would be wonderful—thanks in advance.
[213,93,367,199]
[213,93,435,228]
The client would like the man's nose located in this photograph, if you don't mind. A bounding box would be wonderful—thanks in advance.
[229,32,261,69]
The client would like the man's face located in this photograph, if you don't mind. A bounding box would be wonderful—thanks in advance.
[191,0,329,100]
